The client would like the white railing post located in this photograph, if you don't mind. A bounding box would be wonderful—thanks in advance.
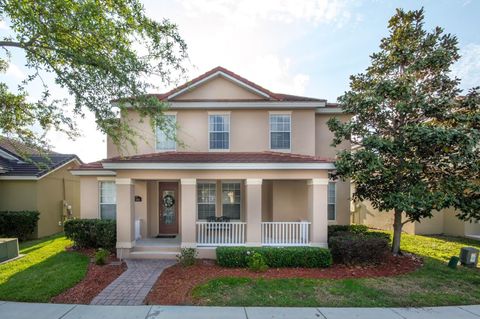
[260,222,311,246]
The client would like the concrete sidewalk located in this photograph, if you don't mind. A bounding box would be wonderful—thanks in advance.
[1,302,480,319]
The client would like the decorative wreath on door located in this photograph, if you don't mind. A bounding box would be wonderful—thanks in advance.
[163,194,175,208]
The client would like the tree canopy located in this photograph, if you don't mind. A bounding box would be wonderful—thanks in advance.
[328,8,480,254]
[0,0,187,153]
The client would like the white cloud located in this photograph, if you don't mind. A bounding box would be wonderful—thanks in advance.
[178,0,352,27]
[453,43,480,90]
[0,20,8,30]
[5,63,25,80]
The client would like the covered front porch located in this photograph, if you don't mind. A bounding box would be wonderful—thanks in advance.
[115,172,331,258]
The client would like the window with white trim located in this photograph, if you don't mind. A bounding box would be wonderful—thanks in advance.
[327,182,336,221]
[209,114,229,150]
[222,182,241,219]
[99,181,116,220]
[197,182,216,219]
[270,114,291,150]
[156,114,176,151]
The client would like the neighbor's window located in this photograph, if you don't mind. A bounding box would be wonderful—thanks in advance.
[222,182,241,219]
[156,114,177,151]
[99,181,116,220]
[197,182,216,219]
[328,182,336,221]
[270,114,291,150]
[209,114,230,150]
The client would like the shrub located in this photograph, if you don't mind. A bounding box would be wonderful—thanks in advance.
[216,246,332,268]
[328,224,369,238]
[247,252,268,272]
[64,219,116,251]
[329,233,389,265]
[95,248,110,265]
[177,248,197,266]
[0,211,40,241]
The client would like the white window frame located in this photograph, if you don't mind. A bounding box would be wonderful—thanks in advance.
[208,113,230,151]
[221,181,242,221]
[99,181,117,220]
[197,181,217,220]
[269,112,291,152]
[327,181,336,221]
[155,113,177,152]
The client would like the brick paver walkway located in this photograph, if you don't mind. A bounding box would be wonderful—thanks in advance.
[90,259,175,306]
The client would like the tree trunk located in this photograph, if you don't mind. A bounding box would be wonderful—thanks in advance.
[392,209,403,255]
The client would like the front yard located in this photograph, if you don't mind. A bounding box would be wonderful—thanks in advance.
[0,234,89,302]
[190,233,480,307]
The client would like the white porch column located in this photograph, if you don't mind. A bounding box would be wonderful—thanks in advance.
[116,178,135,255]
[307,178,329,247]
[245,178,262,246]
[180,178,197,248]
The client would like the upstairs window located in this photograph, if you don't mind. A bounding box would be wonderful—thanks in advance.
[222,182,241,219]
[328,182,336,221]
[156,114,177,151]
[99,181,116,220]
[197,182,216,220]
[270,114,291,150]
[209,114,230,150]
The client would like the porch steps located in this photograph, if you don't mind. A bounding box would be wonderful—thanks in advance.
[133,245,181,253]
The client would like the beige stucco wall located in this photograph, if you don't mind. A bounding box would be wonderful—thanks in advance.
[0,162,80,238]
[134,180,148,238]
[352,200,416,234]
[261,181,273,222]
[36,162,80,237]
[315,114,351,158]
[414,211,444,235]
[108,109,317,157]
[173,76,265,101]
[443,208,466,236]
[334,179,351,225]
[0,180,37,211]
[79,176,101,219]
[271,180,309,222]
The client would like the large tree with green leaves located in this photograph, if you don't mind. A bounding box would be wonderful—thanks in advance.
[328,8,480,254]
[0,0,186,153]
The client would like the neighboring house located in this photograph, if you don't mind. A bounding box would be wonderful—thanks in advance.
[352,202,480,239]
[71,66,351,259]
[0,136,82,238]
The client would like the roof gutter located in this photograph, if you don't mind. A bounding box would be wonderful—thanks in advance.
[101,162,335,170]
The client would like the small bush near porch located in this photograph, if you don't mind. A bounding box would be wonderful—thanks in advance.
[189,232,480,307]
[64,219,116,251]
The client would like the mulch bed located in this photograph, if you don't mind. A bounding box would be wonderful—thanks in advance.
[52,248,127,304]
[145,254,423,305]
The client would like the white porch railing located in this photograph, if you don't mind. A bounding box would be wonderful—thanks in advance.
[196,222,246,246]
[261,222,311,246]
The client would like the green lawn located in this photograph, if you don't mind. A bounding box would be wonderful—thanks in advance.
[192,233,480,307]
[0,233,89,302]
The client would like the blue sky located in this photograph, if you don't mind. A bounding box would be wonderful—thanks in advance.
[1,0,479,161]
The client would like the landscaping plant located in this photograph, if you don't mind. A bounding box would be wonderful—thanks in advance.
[247,252,268,272]
[64,219,116,251]
[328,8,480,254]
[177,248,197,266]
[0,211,39,241]
[95,248,109,265]
[0,0,187,154]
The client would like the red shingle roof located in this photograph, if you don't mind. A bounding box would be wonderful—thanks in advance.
[77,152,334,169]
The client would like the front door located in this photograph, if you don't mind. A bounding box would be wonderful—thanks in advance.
[158,182,179,235]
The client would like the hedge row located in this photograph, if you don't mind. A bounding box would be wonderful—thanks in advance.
[216,246,332,268]
[64,219,116,251]
[0,211,40,241]
[329,233,390,265]
[327,224,369,238]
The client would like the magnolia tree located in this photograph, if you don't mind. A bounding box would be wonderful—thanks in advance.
[328,8,480,254]
[0,0,187,153]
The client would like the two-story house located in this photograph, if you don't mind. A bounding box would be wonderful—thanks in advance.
[71,67,351,259]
